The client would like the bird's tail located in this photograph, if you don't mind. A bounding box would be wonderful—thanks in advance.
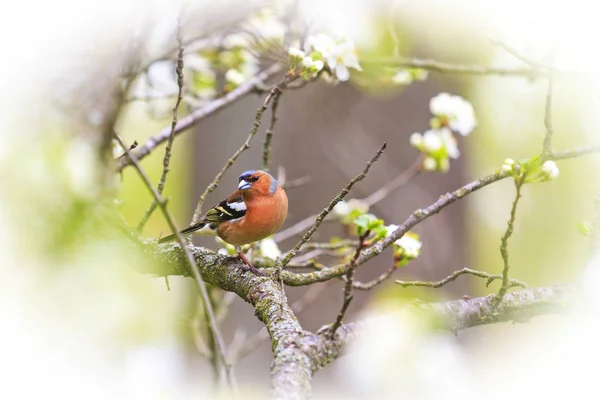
[158,222,207,244]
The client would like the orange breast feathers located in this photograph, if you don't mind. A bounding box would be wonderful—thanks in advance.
[217,186,288,246]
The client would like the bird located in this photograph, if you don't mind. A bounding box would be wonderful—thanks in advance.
[158,169,288,276]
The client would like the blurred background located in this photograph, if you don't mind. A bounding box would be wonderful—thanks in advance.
[1,0,600,399]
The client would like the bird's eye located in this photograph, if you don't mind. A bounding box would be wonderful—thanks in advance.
[252,176,259,182]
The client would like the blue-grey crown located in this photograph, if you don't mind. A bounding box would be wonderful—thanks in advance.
[238,169,278,195]
[239,170,257,181]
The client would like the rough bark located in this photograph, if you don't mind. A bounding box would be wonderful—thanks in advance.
[145,242,574,399]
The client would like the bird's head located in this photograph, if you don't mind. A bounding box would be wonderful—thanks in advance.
[238,170,279,197]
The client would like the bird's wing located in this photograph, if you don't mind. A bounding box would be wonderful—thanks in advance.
[203,191,246,225]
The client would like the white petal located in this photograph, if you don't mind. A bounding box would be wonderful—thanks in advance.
[422,130,443,152]
[335,64,350,81]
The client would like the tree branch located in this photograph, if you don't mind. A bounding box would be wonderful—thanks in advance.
[497,178,525,300]
[137,26,186,232]
[113,135,235,389]
[143,245,573,398]
[262,90,282,172]
[116,63,282,172]
[280,143,387,267]
[362,57,550,78]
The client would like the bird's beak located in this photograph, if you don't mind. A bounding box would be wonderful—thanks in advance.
[238,179,251,190]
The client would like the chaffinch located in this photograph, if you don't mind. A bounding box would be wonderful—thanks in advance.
[158,169,288,276]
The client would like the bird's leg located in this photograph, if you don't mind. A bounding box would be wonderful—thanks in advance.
[236,245,266,276]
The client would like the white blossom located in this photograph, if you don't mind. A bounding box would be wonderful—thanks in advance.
[422,130,443,153]
[312,60,324,72]
[429,93,477,136]
[326,40,362,82]
[332,199,369,218]
[306,33,336,55]
[410,132,423,148]
[423,157,437,171]
[440,128,459,159]
[392,70,412,85]
[302,56,314,68]
[332,200,351,217]
[430,93,454,116]
[306,34,362,82]
[502,158,515,173]
[395,234,422,259]
[259,238,281,260]
[542,160,559,180]
[385,224,400,237]
[288,47,305,61]
[225,69,245,86]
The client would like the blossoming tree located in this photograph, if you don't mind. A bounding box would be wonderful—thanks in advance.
[3,1,599,399]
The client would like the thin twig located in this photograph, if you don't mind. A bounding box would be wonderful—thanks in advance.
[280,143,387,267]
[282,175,312,190]
[191,84,284,224]
[362,57,548,78]
[497,178,526,301]
[275,156,420,243]
[549,145,600,160]
[328,230,371,339]
[395,267,526,290]
[138,27,185,233]
[117,64,282,172]
[280,171,511,286]
[262,90,283,172]
[288,248,352,265]
[113,134,236,391]
[542,73,555,160]
[491,39,546,69]
[353,265,396,290]
[362,155,422,206]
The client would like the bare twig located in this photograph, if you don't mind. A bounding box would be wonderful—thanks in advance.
[113,134,236,390]
[353,265,396,290]
[117,64,282,172]
[549,145,600,160]
[280,143,387,267]
[356,171,510,267]
[395,267,526,290]
[282,175,312,190]
[275,156,420,243]
[138,27,185,233]
[491,40,546,69]
[279,171,510,286]
[328,230,371,339]
[362,155,422,207]
[362,57,548,78]
[497,178,526,301]
[542,73,555,159]
[191,84,284,224]
[262,90,283,172]
[288,248,352,266]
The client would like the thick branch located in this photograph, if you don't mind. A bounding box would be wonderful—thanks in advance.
[334,284,572,338]
[149,244,346,400]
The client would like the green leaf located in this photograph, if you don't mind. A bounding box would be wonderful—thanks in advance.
[577,221,593,237]
[373,225,388,239]
[353,214,371,229]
